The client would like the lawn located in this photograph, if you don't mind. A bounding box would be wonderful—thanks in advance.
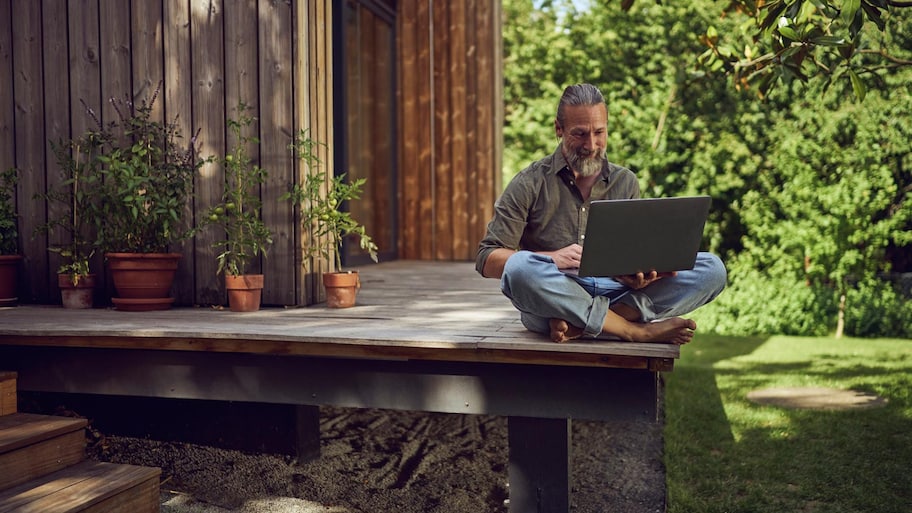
[665,335,912,513]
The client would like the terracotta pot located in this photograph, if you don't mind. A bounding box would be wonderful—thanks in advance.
[323,271,360,308]
[106,252,181,311]
[225,274,264,312]
[58,273,97,309]
[0,255,22,306]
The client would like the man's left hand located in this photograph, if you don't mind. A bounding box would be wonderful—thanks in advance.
[614,270,677,290]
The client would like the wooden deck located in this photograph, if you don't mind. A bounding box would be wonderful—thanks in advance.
[0,260,678,371]
[0,261,678,513]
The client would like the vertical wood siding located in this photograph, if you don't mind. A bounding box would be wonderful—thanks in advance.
[294,0,335,305]
[397,0,502,261]
[0,0,502,306]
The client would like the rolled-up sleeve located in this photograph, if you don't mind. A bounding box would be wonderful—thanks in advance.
[475,183,529,275]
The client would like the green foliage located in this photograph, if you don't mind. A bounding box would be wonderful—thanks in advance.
[742,93,911,290]
[33,137,101,279]
[90,85,209,253]
[501,0,567,182]
[0,167,18,255]
[283,130,378,272]
[199,103,273,276]
[690,262,837,337]
[843,277,912,338]
[502,0,912,337]
[689,0,912,100]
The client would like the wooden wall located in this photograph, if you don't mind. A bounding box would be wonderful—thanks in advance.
[0,0,503,307]
[398,0,503,261]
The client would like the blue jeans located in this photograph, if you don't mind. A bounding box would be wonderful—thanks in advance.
[500,251,727,337]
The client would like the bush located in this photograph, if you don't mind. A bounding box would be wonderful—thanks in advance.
[692,265,837,337]
[843,278,912,338]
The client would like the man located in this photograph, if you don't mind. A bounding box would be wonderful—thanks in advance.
[476,83,726,345]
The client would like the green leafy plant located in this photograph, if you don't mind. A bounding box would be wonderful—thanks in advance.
[89,83,208,253]
[200,102,273,276]
[283,130,378,272]
[0,167,18,255]
[33,136,101,283]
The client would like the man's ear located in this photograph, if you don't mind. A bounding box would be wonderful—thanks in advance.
[554,119,563,138]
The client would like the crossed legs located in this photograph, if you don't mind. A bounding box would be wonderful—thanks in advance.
[501,251,726,344]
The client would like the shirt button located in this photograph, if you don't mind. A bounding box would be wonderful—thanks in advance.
[581,234,586,240]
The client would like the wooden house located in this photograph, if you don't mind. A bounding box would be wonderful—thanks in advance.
[0,0,504,307]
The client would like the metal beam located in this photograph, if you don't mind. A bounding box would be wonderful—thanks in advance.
[1,345,657,422]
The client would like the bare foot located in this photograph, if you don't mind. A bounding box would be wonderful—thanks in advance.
[549,318,584,343]
[632,317,697,345]
[550,316,696,345]
[600,309,697,345]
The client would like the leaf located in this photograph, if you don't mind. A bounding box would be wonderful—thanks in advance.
[840,0,860,27]
[837,42,855,60]
[848,68,866,101]
[778,25,800,41]
[860,1,886,31]
[760,1,788,31]
[811,35,845,47]
[706,25,718,41]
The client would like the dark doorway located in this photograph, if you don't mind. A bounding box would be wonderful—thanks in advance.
[335,0,398,266]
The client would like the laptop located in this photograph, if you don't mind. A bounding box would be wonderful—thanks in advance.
[576,196,711,277]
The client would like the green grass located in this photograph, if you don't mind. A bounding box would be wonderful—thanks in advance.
[665,335,912,513]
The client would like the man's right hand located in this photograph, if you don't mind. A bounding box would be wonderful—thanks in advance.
[542,243,583,271]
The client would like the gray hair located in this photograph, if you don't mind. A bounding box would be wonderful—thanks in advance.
[556,84,606,127]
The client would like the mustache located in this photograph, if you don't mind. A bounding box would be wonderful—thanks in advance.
[567,147,606,164]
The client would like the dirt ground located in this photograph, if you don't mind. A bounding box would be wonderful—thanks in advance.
[93,403,666,513]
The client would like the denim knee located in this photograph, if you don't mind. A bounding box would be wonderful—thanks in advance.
[701,252,728,297]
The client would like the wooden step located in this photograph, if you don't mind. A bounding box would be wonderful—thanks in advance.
[0,371,15,415]
[0,459,161,513]
[0,413,88,491]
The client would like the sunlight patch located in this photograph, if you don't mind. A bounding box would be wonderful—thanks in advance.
[747,387,887,411]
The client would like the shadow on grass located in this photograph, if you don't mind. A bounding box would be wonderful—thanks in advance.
[663,335,768,507]
[664,335,912,513]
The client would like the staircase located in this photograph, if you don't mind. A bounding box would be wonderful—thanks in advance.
[0,371,161,513]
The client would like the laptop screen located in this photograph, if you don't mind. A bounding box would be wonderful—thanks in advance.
[577,196,711,277]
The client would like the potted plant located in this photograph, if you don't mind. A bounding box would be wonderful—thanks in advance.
[283,130,378,308]
[32,137,100,308]
[87,84,208,310]
[0,167,21,306]
[200,103,273,312]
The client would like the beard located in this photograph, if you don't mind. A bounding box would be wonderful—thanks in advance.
[563,140,606,177]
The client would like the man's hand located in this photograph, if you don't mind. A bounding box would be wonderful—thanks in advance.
[614,270,677,290]
[543,244,583,270]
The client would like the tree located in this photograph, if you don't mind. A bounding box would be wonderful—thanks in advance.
[684,0,912,100]
[734,90,912,336]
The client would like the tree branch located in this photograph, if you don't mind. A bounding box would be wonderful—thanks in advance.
[858,48,912,66]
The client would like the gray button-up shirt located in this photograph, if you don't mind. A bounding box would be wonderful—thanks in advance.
[475,145,640,275]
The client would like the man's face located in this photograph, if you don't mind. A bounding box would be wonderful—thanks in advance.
[556,104,608,178]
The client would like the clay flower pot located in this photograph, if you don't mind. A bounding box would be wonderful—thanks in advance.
[106,252,181,311]
[0,255,22,306]
[225,274,264,312]
[323,271,361,308]
[58,273,97,309]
